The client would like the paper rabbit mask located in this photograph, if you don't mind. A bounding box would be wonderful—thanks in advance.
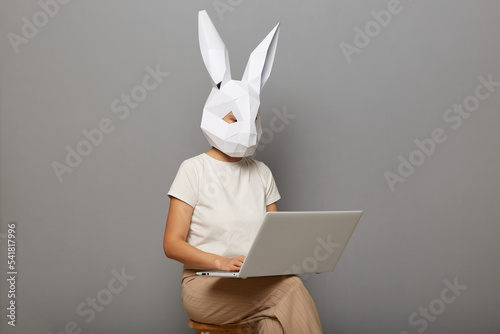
[198,10,280,157]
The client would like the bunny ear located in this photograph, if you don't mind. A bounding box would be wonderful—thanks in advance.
[242,23,280,94]
[198,10,231,88]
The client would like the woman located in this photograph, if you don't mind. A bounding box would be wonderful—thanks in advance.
[163,118,323,334]
[162,10,323,333]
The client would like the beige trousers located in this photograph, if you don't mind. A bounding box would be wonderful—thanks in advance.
[181,269,323,334]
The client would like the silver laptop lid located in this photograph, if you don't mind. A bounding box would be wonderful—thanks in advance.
[237,211,362,278]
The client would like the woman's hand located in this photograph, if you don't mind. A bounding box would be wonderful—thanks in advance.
[216,255,246,271]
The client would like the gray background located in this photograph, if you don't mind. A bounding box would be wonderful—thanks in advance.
[1,0,499,333]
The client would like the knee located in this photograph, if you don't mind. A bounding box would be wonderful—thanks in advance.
[256,318,284,334]
[278,275,314,303]
[280,275,304,290]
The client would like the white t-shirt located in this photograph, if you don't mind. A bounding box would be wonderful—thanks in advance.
[168,153,281,263]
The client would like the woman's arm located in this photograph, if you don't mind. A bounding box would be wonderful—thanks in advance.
[163,197,245,271]
[266,202,278,212]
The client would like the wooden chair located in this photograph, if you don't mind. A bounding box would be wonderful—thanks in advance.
[188,319,252,334]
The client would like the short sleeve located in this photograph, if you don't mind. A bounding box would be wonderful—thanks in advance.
[167,160,200,208]
[255,161,281,206]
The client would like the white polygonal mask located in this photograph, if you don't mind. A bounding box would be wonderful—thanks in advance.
[198,10,280,157]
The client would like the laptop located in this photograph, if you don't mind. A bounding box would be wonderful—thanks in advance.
[196,211,363,278]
